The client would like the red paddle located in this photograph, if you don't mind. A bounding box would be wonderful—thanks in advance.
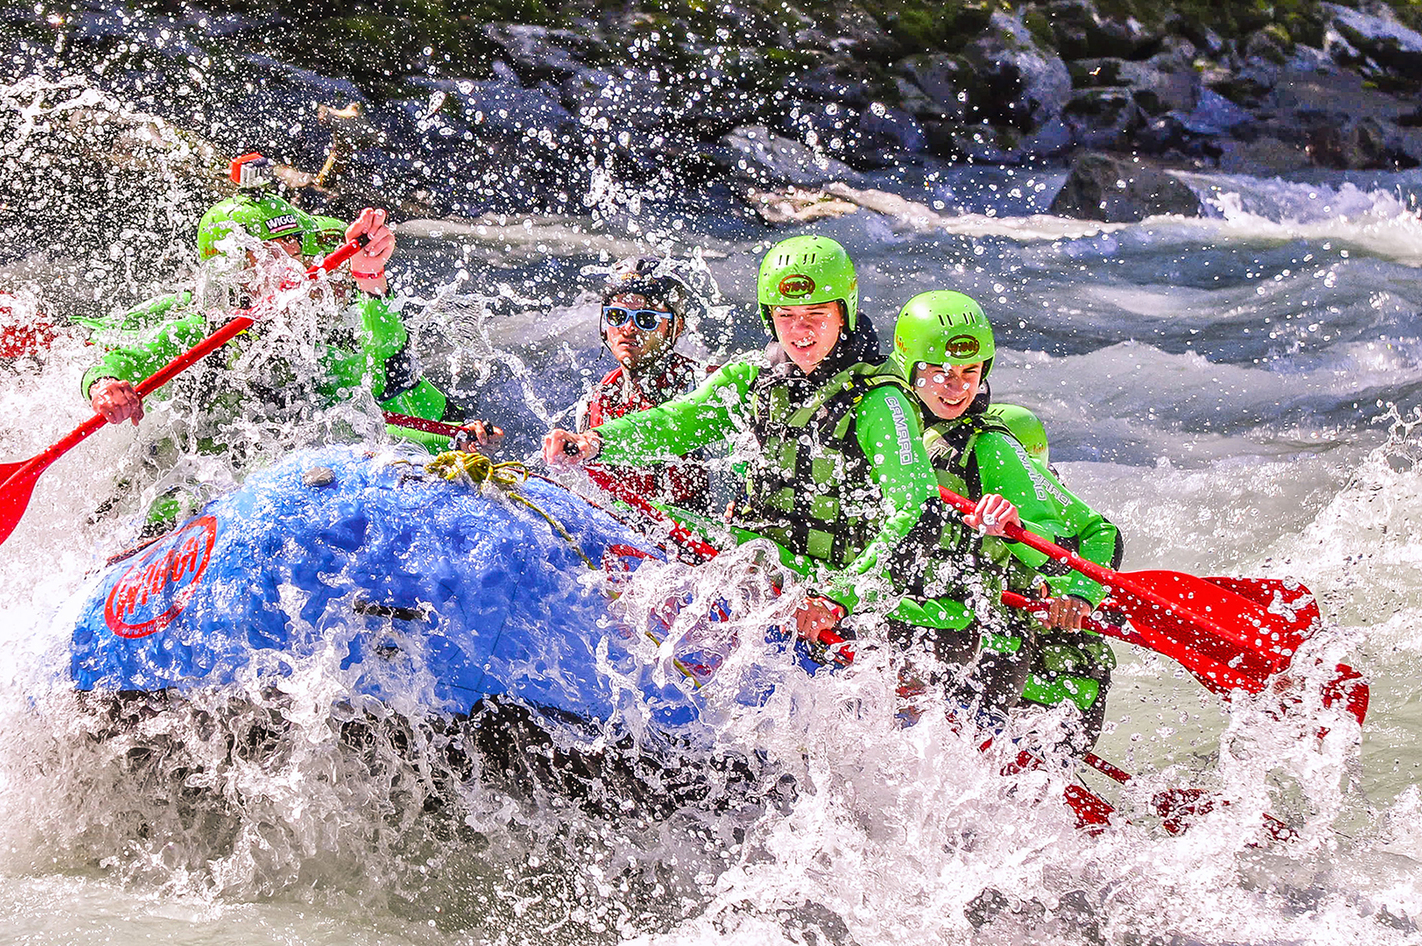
[0,238,367,547]
[942,486,1367,724]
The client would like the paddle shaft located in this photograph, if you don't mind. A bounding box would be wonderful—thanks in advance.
[0,238,366,546]
[937,484,1252,643]
[388,418,1235,674]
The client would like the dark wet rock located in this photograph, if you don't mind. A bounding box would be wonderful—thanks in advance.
[775,100,864,160]
[481,24,600,83]
[961,11,1072,132]
[1180,87,1254,136]
[11,0,1422,218]
[854,102,926,156]
[894,53,972,122]
[1030,0,1162,61]
[1244,25,1293,66]
[893,76,939,120]
[716,125,865,188]
[1064,88,1145,151]
[1048,152,1202,222]
[1305,115,1420,170]
[560,66,672,133]
[1249,67,1422,169]
[785,63,873,109]
[1130,86,1249,161]
[1070,57,1200,117]
[1323,2,1422,82]
[1214,136,1310,174]
[1021,115,1075,160]
[924,122,1028,165]
[1173,20,1228,58]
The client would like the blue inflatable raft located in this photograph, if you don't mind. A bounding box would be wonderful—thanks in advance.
[68,446,746,732]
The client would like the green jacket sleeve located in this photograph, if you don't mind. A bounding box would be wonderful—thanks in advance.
[815,384,939,612]
[970,430,1119,606]
[324,295,454,454]
[595,359,759,462]
[79,293,207,399]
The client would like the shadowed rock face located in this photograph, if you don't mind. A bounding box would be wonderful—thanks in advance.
[4,0,1421,231]
[1048,152,1202,222]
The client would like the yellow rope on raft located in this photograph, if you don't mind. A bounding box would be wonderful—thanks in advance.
[425,451,703,686]
[425,451,594,568]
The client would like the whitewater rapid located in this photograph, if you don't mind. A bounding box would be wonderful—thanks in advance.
[3,84,1422,945]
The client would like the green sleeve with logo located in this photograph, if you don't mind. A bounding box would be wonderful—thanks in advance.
[970,430,1119,606]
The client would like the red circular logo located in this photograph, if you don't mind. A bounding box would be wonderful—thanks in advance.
[104,516,218,639]
[945,334,981,359]
[777,274,815,297]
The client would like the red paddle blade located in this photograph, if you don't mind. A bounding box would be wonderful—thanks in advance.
[1097,574,1368,724]
[1204,577,1367,723]
[1103,570,1308,679]
[1322,663,1370,724]
[0,457,43,546]
[1203,576,1321,650]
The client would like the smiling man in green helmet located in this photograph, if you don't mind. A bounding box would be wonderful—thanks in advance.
[891,290,1123,750]
[544,236,1010,645]
[82,154,467,454]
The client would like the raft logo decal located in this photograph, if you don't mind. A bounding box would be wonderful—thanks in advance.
[104,516,218,639]
[778,274,815,297]
[945,334,981,359]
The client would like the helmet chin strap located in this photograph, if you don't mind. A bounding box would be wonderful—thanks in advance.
[966,379,992,415]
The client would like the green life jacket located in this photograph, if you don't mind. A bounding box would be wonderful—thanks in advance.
[921,411,1041,595]
[738,361,911,567]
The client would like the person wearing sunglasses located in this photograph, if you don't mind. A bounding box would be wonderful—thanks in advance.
[572,256,716,511]
[545,237,997,649]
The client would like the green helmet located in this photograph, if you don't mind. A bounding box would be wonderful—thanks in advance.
[990,403,1049,467]
[890,290,996,382]
[197,192,330,260]
[756,235,858,331]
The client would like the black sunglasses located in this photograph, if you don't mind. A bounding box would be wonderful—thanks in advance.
[602,305,672,332]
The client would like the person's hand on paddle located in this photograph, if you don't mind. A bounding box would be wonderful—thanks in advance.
[90,378,144,426]
[452,419,504,454]
[346,208,394,296]
[963,492,1019,537]
[543,428,601,466]
[1045,594,1093,632]
[795,595,845,645]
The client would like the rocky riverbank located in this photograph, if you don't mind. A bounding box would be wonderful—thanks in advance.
[3,0,1422,244]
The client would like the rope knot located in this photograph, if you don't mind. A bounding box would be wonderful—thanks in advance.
[423,451,592,567]
[426,450,529,490]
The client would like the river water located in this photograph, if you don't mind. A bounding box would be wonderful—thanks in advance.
[2,74,1422,945]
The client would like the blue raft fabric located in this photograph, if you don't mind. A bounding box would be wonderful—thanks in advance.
[69,446,705,728]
